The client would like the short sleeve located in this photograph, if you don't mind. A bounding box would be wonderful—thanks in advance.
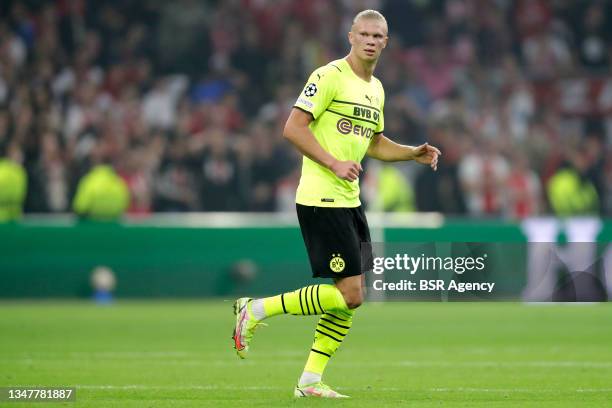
[293,67,337,119]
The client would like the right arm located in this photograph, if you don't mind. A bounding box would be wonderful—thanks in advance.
[283,108,362,181]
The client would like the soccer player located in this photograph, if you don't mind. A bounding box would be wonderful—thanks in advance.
[232,9,441,398]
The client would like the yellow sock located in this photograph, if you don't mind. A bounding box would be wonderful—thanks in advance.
[304,309,354,375]
[261,284,348,317]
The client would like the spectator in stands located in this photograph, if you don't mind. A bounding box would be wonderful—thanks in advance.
[547,149,599,217]
[244,122,285,211]
[141,77,188,131]
[370,164,415,212]
[27,130,69,213]
[584,126,607,211]
[415,124,467,214]
[574,1,611,72]
[0,142,27,222]
[195,128,243,211]
[505,150,542,219]
[0,0,609,216]
[153,134,200,212]
[72,160,129,220]
[458,137,510,216]
[117,145,153,216]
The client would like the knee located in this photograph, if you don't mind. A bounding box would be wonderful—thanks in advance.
[334,275,364,309]
[346,298,363,309]
[343,292,363,309]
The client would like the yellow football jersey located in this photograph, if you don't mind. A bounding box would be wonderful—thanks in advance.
[293,58,385,207]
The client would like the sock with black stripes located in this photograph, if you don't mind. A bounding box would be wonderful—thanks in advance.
[247,284,353,386]
[250,284,349,320]
[300,309,354,386]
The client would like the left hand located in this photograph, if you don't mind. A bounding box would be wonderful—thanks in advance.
[413,143,441,171]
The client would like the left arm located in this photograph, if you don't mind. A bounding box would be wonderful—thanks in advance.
[367,133,441,171]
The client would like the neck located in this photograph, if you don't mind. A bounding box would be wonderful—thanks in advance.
[346,53,376,81]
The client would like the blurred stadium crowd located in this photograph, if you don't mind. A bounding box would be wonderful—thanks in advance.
[0,0,611,218]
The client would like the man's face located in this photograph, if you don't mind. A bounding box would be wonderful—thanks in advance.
[349,18,388,62]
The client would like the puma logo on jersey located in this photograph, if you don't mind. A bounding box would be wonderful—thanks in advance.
[365,94,380,106]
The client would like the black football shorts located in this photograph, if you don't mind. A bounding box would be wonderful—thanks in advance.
[296,203,373,278]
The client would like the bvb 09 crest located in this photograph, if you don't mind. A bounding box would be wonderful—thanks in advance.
[329,254,345,273]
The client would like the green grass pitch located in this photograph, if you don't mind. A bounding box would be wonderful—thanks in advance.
[1,301,611,407]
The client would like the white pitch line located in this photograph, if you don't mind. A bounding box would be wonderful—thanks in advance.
[73,385,612,393]
[2,350,306,358]
[214,360,612,368]
[576,389,612,393]
[430,388,612,393]
[2,352,197,359]
[4,347,607,358]
[396,361,612,368]
[5,359,612,369]
[76,385,281,391]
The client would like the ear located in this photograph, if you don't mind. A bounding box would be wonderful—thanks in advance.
[348,30,354,46]
[382,35,388,49]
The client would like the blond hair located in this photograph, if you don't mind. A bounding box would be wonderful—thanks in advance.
[352,9,387,27]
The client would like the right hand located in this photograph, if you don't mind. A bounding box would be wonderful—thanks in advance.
[330,160,363,182]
